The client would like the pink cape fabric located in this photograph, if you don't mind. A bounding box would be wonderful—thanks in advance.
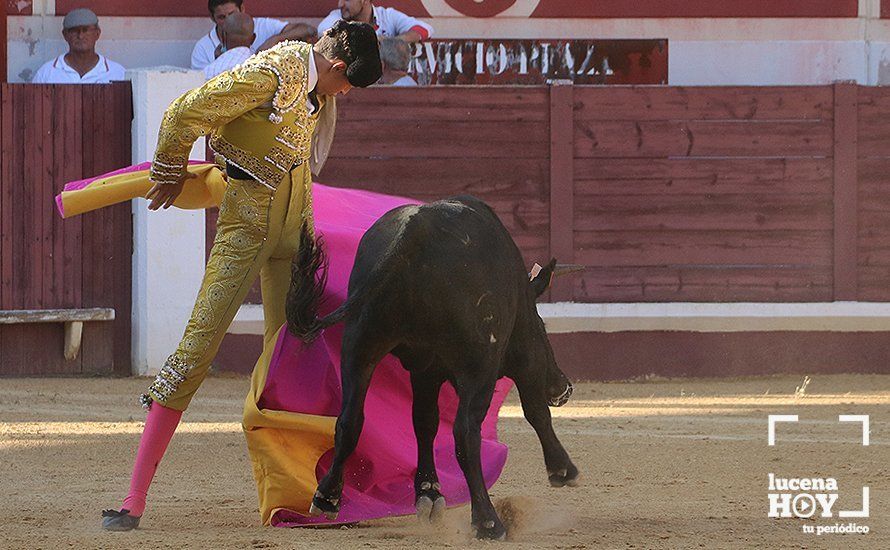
[264,184,512,527]
[56,164,512,527]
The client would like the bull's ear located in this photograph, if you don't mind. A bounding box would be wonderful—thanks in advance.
[530,258,557,298]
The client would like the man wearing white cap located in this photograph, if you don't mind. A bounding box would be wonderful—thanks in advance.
[32,8,126,84]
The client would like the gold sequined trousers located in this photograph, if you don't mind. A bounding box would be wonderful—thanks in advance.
[143,165,312,411]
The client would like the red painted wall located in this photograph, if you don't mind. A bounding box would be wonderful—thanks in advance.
[529,0,857,18]
[5,0,31,15]
[215,327,890,379]
[30,0,857,18]
[549,332,890,381]
[51,0,400,17]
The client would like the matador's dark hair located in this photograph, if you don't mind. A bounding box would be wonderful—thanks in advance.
[315,20,382,88]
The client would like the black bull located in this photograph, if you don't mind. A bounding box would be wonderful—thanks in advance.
[286,196,579,540]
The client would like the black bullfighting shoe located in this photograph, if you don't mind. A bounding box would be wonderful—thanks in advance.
[101,509,141,531]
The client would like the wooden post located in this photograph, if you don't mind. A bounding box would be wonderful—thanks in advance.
[0,6,6,83]
[64,321,84,360]
[833,81,858,301]
[549,80,574,302]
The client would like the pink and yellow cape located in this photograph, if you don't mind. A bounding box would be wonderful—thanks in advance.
[57,163,511,527]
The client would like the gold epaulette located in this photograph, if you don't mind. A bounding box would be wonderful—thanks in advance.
[233,41,310,124]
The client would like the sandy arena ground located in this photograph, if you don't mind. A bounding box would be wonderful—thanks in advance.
[0,374,888,549]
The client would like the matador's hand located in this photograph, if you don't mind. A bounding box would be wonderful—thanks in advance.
[146,170,196,211]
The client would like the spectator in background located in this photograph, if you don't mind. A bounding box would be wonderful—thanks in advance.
[378,37,417,86]
[203,12,255,80]
[32,8,125,84]
[318,0,432,43]
[191,0,316,71]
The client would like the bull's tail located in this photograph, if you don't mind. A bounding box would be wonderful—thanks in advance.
[285,224,344,342]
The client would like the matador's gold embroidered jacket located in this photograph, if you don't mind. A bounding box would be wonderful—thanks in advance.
[149,41,336,190]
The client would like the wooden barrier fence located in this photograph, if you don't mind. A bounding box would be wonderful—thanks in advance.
[4,82,890,376]
[312,83,890,304]
[0,83,133,375]
[1,7,6,84]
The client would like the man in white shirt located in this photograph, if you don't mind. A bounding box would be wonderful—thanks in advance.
[203,12,255,80]
[31,8,126,84]
[191,0,316,71]
[318,0,433,43]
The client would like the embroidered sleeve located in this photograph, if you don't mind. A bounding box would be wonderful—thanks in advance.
[150,69,278,184]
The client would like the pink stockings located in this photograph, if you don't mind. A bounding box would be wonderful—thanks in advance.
[120,403,183,516]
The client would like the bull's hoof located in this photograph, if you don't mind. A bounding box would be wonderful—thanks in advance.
[415,481,446,524]
[309,491,340,520]
[101,509,141,531]
[548,465,580,488]
[474,519,507,540]
[415,494,446,524]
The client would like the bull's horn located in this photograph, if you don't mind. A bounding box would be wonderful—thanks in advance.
[554,264,586,277]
